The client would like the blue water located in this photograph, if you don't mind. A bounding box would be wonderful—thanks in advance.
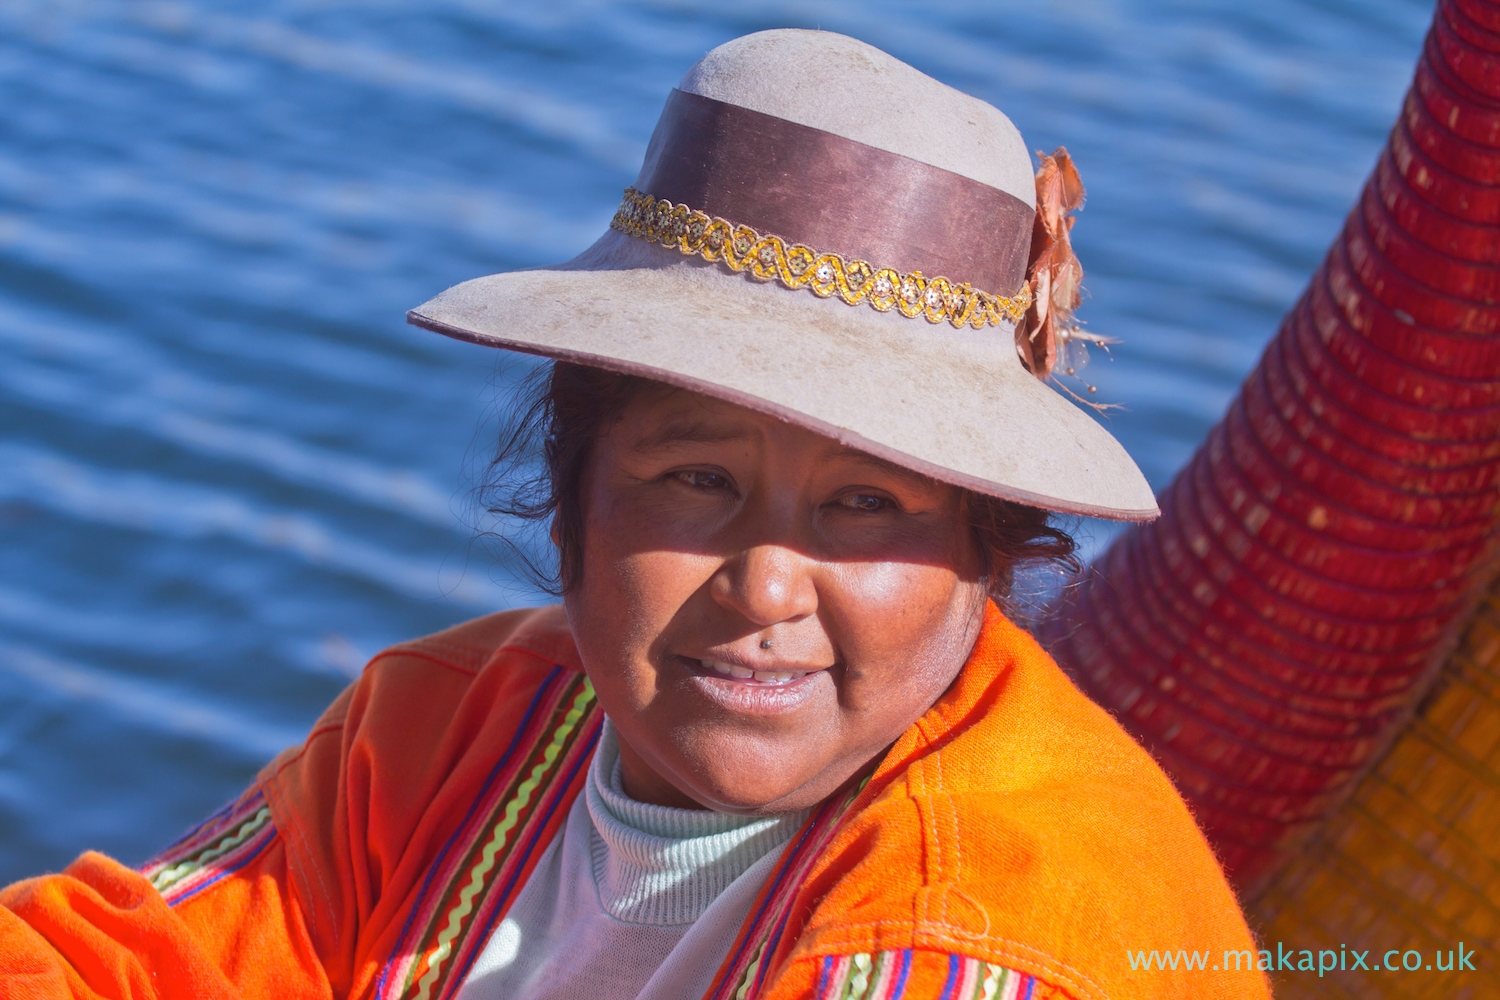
[0,0,1432,882]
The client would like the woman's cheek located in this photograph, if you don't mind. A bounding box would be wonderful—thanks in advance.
[827,563,978,706]
[826,559,955,633]
[615,548,714,613]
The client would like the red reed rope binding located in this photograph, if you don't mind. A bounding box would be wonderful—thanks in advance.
[1041,0,1500,896]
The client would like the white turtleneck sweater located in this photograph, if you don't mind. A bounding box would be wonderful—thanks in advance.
[457,721,810,1000]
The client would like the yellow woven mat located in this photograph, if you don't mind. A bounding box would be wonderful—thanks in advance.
[1247,580,1500,999]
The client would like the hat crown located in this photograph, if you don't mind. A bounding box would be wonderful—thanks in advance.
[678,29,1035,208]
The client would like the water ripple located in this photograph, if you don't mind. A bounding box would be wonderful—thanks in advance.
[0,643,300,764]
[0,0,1433,877]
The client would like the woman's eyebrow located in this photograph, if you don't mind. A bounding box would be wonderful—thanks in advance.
[827,447,936,486]
[632,420,754,452]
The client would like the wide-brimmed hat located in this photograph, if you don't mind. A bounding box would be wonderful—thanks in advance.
[408,29,1157,521]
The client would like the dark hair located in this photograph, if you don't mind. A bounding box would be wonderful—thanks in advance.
[481,361,1079,613]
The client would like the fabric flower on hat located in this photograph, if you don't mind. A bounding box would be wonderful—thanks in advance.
[1019,147,1086,379]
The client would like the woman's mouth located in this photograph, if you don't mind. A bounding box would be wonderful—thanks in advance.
[673,655,830,715]
[697,659,809,686]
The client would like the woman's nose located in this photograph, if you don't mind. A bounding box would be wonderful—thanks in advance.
[709,544,819,626]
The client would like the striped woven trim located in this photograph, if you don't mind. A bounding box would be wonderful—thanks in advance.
[375,667,600,1000]
[937,955,1040,1000]
[139,786,276,905]
[815,950,917,1000]
[702,778,870,1000]
[815,951,1045,1000]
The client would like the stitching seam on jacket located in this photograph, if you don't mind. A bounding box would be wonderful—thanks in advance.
[258,773,341,958]
[365,647,484,679]
[407,638,488,669]
[913,758,943,886]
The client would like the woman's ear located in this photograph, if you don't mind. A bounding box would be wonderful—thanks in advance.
[549,507,562,548]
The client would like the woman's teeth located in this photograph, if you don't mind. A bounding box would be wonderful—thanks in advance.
[699,659,806,684]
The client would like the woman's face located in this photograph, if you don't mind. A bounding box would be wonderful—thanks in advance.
[564,386,988,814]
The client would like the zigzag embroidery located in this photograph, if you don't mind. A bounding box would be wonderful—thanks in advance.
[705,775,870,1000]
[375,669,600,1000]
[139,788,276,904]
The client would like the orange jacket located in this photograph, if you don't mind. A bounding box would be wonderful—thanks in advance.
[0,604,1270,1000]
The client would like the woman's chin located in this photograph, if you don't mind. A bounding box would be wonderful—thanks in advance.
[663,742,854,815]
[681,780,819,816]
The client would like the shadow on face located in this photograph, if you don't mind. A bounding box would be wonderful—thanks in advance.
[562,385,989,815]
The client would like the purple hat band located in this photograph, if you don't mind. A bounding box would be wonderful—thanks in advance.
[634,89,1035,294]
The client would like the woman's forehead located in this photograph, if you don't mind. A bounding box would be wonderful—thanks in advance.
[619,388,937,485]
[618,386,786,449]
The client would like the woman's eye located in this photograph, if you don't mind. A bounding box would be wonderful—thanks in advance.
[676,470,730,490]
[838,493,891,512]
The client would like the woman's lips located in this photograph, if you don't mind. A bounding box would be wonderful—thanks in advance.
[675,655,827,716]
[697,658,809,685]
[675,654,833,693]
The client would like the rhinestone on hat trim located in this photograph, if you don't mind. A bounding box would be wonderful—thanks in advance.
[610,188,1031,329]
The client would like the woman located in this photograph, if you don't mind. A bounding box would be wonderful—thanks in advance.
[1,30,1269,1000]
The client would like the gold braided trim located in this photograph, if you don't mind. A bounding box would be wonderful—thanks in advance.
[610,188,1032,329]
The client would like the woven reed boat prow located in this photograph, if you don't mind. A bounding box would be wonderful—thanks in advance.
[1041,0,1500,993]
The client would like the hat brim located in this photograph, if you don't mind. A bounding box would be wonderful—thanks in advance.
[408,230,1158,521]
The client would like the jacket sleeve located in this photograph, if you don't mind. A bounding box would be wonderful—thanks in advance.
[0,787,330,1000]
